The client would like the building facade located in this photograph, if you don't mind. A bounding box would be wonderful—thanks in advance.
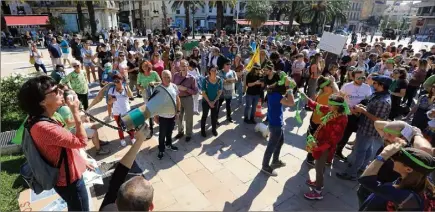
[340,0,387,32]
[25,1,119,33]
[117,0,164,31]
[410,0,435,36]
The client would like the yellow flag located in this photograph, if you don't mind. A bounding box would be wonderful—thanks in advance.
[245,46,260,72]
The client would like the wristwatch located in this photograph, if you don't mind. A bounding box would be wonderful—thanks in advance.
[375,155,385,162]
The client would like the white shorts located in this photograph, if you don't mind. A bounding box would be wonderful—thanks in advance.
[70,123,95,139]
[62,53,69,59]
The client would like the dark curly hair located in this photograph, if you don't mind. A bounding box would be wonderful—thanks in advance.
[18,75,57,116]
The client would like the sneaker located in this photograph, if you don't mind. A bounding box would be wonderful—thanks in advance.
[136,93,142,98]
[336,172,357,181]
[304,190,324,200]
[158,151,164,160]
[216,121,221,126]
[175,132,184,139]
[305,160,315,167]
[120,139,127,147]
[345,145,354,150]
[244,119,250,124]
[212,130,218,136]
[96,148,111,155]
[261,166,278,176]
[185,136,191,142]
[201,131,207,137]
[271,160,286,169]
[131,138,136,145]
[227,117,233,123]
[249,119,257,124]
[99,141,110,146]
[165,145,178,151]
[335,153,347,161]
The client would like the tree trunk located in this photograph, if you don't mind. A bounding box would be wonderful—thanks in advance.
[162,1,168,30]
[86,1,97,41]
[132,0,136,29]
[287,2,296,34]
[276,10,283,21]
[216,1,224,30]
[139,0,144,29]
[77,3,85,33]
[184,1,190,29]
[310,10,319,35]
[330,15,336,32]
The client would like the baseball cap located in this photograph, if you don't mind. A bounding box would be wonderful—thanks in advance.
[372,75,393,88]
[392,147,435,175]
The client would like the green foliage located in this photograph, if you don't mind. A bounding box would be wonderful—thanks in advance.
[1,74,27,132]
[0,154,26,212]
[47,16,66,31]
[245,0,272,29]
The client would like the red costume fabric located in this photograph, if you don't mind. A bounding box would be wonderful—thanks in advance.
[307,99,348,159]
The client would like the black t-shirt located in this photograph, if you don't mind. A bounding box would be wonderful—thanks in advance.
[99,163,129,211]
[246,73,263,96]
[263,72,285,94]
[358,42,368,48]
[127,60,138,74]
[98,51,113,67]
[375,146,401,184]
[391,79,408,105]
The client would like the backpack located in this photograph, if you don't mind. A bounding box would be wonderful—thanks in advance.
[20,116,70,194]
[386,190,435,211]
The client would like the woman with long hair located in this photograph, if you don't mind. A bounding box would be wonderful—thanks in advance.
[389,68,408,120]
[151,52,165,78]
[307,53,323,99]
[201,65,223,137]
[232,54,245,106]
[244,64,263,124]
[301,92,348,200]
[322,63,339,82]
[126,52,140,97]
[18,76,90,211]
[29,43,48,74]
[188,46,201,65]
[137,61,161,139]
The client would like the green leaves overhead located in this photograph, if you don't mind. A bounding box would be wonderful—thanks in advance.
[245,0,272,29]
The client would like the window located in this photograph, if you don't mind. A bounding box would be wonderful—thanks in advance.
[176,9,180,14]
[230,8,233,14]
[202,6,205,13]
[209,5,213,13]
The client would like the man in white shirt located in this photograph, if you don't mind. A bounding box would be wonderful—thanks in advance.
[335,70,372,160]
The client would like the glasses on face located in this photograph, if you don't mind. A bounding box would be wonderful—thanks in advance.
[356,76,366,81]
[114,79,121,83]
[45,86,59,96]
[73,65,79,68]
[225,63,231,66]
[210,69,217,72]
[119,55,125,57]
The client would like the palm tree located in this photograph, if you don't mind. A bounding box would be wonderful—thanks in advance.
[162,1,168,30]
[76,2,85,32]
[298,0,348,34]
[216,1,224,30]
[86,1,97,40]
[170,1,204,29]
[245,0,272,35]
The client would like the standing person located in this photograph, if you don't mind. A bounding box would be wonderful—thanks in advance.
[126,52,139,96]
[18,76,90,211]
[96,44,112,86]
[29,43,47,74]
[233,54,245,106]
[335,70,372,160]
[301,92,348,200]
[261,82,295,176]
[403,59,428,107]
[218,59,237,123]
[137,61,161,139]
[337,76,392,181]
[291,53,306,93]
[51,64,66,84]
[187,60,201,115]
[201,65,223,137]
[82,41,97,83]
[155,70,181,160]
[388,68,408,120]
[307,53,323,99]
[244,64,263,124]
[59,36,72,67]
[108,74,135,147]
[151,52,165,78]
[60,61,89,110]
[173,60,198,142]
[47,37,63,68]
[404,82,435,132]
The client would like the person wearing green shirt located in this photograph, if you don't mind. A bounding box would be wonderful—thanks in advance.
[136,61,161,139]
[60,61,89,110]
[424,75,435,93]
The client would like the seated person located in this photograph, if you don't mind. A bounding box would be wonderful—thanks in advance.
[51,64,66,84]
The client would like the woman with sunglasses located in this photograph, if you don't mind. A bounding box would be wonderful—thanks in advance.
[137,61,161,139]
[188,46,201,65]
[60,61,89,110]
[299,92,348,200]
[232,54,245,106]
[108,74,135,146]
[389,68,408,120]
[18,76,90,211]
[201,65,223,137]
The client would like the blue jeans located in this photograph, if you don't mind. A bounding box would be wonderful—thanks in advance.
[244,94,260,120]
[235,81,243,104]
[54,177,89,211]
[344,133,382,177]
[262,126,284,167]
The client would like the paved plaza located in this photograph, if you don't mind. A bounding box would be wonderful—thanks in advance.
[2,35,433,211]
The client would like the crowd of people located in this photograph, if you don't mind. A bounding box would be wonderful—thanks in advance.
[19,28,435,211]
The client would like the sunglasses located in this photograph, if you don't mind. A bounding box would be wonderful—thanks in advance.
[225,63,231,66]
[45,86,60,96]
[356,76,366,80]
[73,65,80,68]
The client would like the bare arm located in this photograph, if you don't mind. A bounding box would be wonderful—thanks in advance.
[281,92,295,107]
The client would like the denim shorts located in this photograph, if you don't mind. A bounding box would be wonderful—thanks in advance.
[84,61,94,67]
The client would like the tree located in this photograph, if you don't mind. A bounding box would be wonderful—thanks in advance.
[216,1,224,31]
[245,0,272,35]
[76,2,85,32]
[170,1,204,29]
[47,16,66,31]
[86,1,97,41]
[139,0,144,29]
[162,1,168,30]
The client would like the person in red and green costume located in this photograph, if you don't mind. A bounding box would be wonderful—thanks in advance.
[299,92,349,200]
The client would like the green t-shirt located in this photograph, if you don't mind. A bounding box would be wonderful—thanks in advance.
[137,71,161,88]
[52,112,67,128]
[57,106,74,130]
[424,75,435,91]
[60,70,89,94]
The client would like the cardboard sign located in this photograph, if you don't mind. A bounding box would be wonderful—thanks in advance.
[319,32,348,56]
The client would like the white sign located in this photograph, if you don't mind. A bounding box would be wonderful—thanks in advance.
[319,31,348,56]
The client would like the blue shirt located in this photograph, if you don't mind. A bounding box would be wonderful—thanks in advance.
[60,40,70,54]
[267,92,284,127]
[102,70,120,83]
[48,43,62,58]
[202,76,223,102]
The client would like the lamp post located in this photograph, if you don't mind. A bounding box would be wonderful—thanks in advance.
[192,5,196,39]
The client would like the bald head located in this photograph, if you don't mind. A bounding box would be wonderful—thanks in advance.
[117,176,154,211]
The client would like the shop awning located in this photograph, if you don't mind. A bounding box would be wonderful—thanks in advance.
[4,15,49,26]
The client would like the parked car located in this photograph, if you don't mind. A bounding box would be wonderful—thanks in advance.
[382,28,396,40]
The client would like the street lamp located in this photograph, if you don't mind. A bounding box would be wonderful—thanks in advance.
[192,5,196,39]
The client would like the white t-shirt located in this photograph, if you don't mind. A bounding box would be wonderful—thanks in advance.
[340,82,372,107]
[110,86,131,116]
[158,83,179,118]
[118,60,128,78]
[30,50,43,64]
